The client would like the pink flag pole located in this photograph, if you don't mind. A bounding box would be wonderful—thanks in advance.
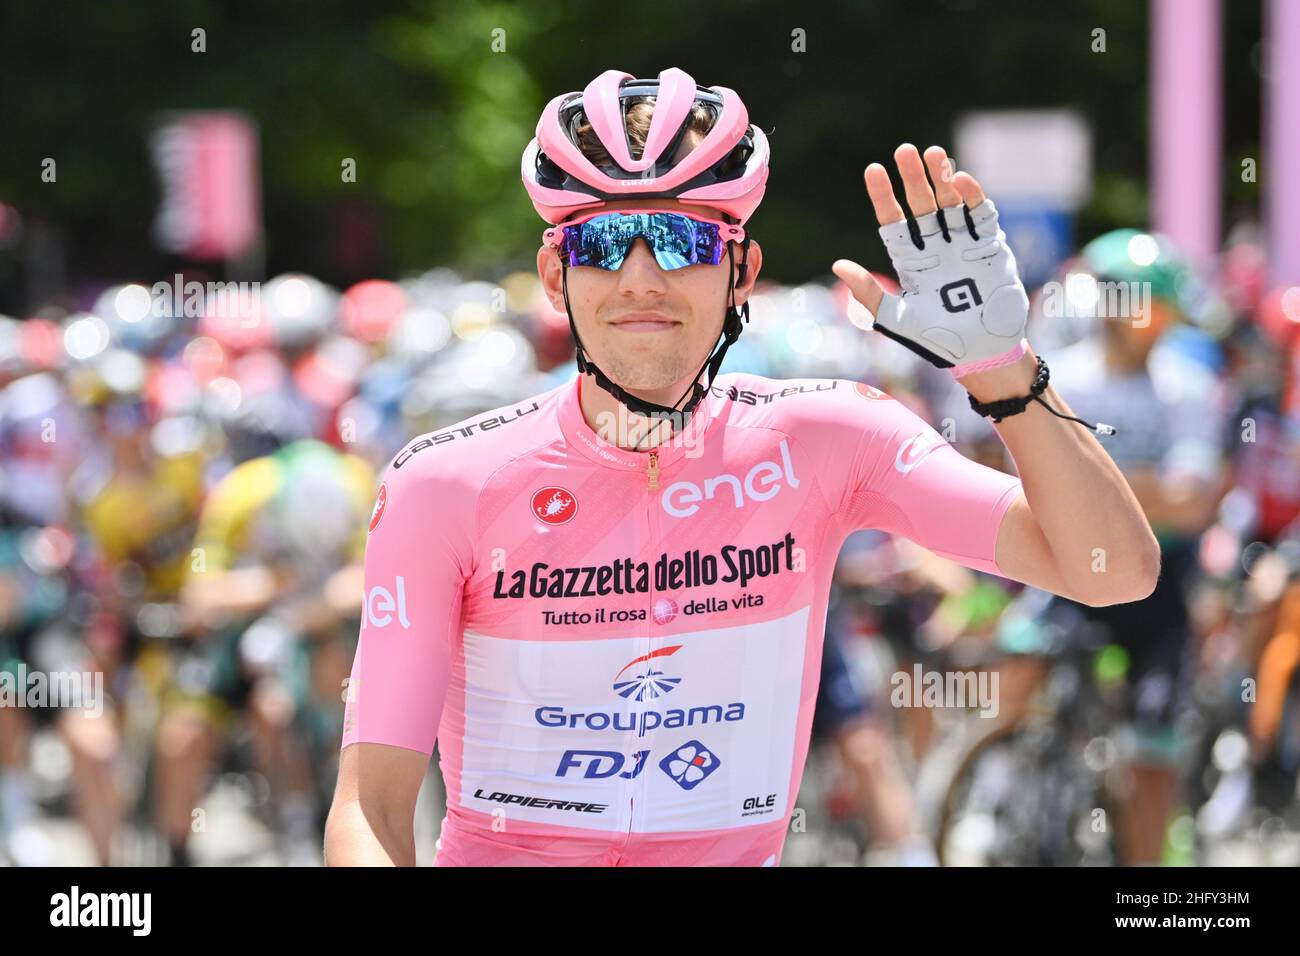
[1150,0,1222,273]
[1265,0,1300,288]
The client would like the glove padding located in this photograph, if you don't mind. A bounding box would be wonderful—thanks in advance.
[873,198,1028,376]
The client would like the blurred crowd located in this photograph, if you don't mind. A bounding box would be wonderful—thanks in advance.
[1,222,1299,866]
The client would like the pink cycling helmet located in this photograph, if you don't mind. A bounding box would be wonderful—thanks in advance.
[522,67,769,226]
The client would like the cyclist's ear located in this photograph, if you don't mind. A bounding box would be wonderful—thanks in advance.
[736,236,751,286]
[537,244,567,309]
[733,239,761,300]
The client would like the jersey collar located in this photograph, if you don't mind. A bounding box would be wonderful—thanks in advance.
[558,372,719,472]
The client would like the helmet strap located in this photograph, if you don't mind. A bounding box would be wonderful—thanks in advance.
[559,238,750,442]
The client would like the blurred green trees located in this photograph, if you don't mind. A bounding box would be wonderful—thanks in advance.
[0,0,1263,293]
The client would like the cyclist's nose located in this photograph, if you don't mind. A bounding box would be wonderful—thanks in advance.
[616,238,670,294]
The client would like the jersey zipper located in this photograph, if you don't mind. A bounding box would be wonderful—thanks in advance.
[618,448,662,862]
[635,448,664,855]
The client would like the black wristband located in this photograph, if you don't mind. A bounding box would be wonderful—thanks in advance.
[966,355,1117,435]
[967,356,1050,422]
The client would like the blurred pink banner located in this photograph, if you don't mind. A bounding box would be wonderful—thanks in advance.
[1150,0,1221,273]
[151,111,262,261]
[1266,0,1300,288]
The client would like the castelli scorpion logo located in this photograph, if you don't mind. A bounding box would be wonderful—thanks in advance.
[530,486,578,526]
[368,482,388,534]
[854,382,892,401]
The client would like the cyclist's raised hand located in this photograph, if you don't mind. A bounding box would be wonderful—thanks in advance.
[832,143,1029,378]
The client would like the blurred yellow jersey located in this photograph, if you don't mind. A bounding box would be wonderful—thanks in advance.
[79,449,206,600]
[191,440,377,575]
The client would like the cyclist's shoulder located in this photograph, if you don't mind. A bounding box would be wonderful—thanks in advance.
[382,381,566,491]
[710,371,918,435]
[336,447,378,491]
[274,439,379,510]
[201,455,282,524]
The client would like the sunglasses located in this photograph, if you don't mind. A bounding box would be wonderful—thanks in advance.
[544,208,746,272]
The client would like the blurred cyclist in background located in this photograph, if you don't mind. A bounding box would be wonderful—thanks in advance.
[0,341,100,865]
[0,206,1289,867]
[1034,230,1228,864]
[1196,283,1300,835]
[815,534,942,866]
[174,438,373,865]
[61,347,206,865]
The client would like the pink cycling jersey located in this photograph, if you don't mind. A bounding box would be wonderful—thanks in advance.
[342,371,1024,866]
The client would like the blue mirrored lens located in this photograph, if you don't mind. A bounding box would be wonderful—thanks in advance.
[562,213,724,271]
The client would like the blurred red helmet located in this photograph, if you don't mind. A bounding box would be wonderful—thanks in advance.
[199,294,274,353]
[1255,285,1300,352]
[1219,241,1266,317]
[340,279,408,344]
[20,318,62,371]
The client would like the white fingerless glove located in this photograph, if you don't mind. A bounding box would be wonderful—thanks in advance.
[873,198,1029,377]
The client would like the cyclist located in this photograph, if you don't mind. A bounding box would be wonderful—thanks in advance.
[1222,286,1300,547]
[1036,230,1227,864]
[814,532,942,866]
[1197,286,1300,834]
[175,438,374,865]
[0,494,76,866]
[64,350,207,865]
[327,67,1158,866]
[0,359,88,865]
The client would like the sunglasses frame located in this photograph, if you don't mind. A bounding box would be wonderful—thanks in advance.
[543,207,746,270]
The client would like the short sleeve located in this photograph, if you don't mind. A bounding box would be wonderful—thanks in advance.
[836,388,1023,577]
[341,452,474,756]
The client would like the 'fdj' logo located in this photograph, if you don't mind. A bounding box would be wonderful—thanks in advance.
[556,750,648,779]
[939,278,982,313]
[659,740,720,790]
[612,645,682,701]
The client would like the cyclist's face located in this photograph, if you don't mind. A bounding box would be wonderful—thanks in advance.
[97,402,152,464]
[1103,299,1174,369]
[537,197,761,392]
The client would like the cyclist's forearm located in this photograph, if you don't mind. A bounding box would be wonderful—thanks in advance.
[325,563,364,612]
[895,538,976,595]
[181,568,279,620]
[257,565,364,636]
[1124,468,1220,532]
[324,800,416,866]
[961,348,1159,603]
